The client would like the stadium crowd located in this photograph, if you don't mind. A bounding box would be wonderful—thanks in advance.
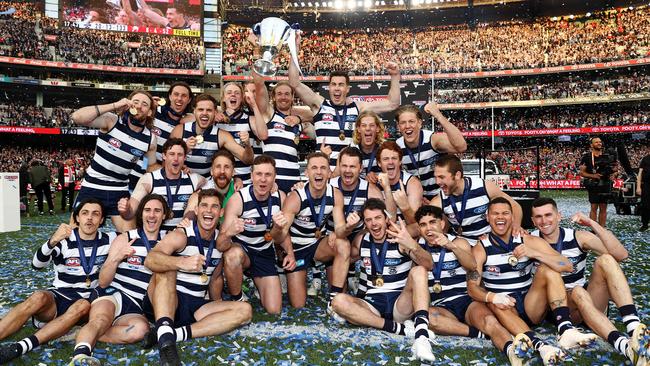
[435,73,650,104]
[223,6,650,76]
[0,1,202,69]
[0,146,92,183]
[0,103,74,127]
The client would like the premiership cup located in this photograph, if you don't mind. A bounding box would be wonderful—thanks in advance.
[252,17,301,77]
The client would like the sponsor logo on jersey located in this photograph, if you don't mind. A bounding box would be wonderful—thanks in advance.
[473,204,488,214]
[177,194,191,202]
[384,258,401,266]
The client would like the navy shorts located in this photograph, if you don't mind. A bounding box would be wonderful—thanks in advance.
[363,292,401,320]
[74,186,129,217]
[509,290,534,325]
[434,295,473,323]
[276,179,300,195]
[286,242,319,273]
[242,246,278,278]
[32,288,87,328]
[142,291,211,327]
[92,287,143,320]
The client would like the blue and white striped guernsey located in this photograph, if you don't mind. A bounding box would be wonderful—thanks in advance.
[149,169,201,230]
[314,100,359,169]
[357,233,412,297]
[350,143,382,180]
[377,171,418,220]
[215,109,256,185]
[233,185,282,252]
[262,110,301,193]
[440,176,491,244]
[480,235,533,294]
[176,222,222,298]
[82,115,152,191]
[419,235,468,306]
[290,184,335,252]
[325,176,369,239]
[182,122,221,178]
[111,229,166,303]
[396,130,445,200]
[128,159,147,193]
[531,228,587,289]
[33,230,117,297]
[152,105,183,163]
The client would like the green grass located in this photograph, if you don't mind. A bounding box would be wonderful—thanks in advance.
[0,190,646,365]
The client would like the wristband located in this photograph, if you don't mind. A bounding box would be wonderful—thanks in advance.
[112,103,117,112]
[485,291,492,303]
[94,105,101,117]
[297,115,303,124]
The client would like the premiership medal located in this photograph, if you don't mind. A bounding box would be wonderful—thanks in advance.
[294,136,300,145]
[432,282,442,294]
[264,231,273,242]
[85,276,91,288]
[200,271,209,283]
[195,135,204,145]
[448,177,471,236]
[508,255,519,267]
[129,107,138,115]
[75,229,99,290]
[305,183,327,242]
[315,230,322,239]
[374,275,384,287]
[158,98,166,106]
[339,131,345,141]
[249,186,276,243]
[194,221,216,287]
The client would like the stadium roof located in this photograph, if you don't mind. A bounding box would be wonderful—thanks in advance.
[222,0,646,29]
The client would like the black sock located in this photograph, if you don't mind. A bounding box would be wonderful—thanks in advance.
[155,317,175,345]
[231,292,242,301]
[468,326,488,339]
[502,340,513,356]
[174,325,192,342]
[552,306,574,335]
[607,330,629,356]
[413,310,430,339]
[382,319,404,335]
[329,286,343,301]
[525,331,544,350]
[17,335,40,355]
[72,342,92,357]
[619,304,641,336]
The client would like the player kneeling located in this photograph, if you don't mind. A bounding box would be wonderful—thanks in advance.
[330,198,436,362]
[69,194,170,365]
[143,189,252,366]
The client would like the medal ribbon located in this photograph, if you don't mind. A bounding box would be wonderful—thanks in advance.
[448,177,471,233]
[305,183,327,233]
[333,104,348,135]
[74,229,99,278]
[370,239,389,278]
[161,169,182,208]
[137,228,157,252]
[488,232,518,254]
[427,245,447,283]
[123,110,144,128]
[404,130,423,173]
[162,104,183,119]
[365,147,377,176]
[338,179,360,217]
[550,228,566,253]
[193,221,216,272]
[249,185,273,230]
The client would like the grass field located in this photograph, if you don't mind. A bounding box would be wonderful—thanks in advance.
[0,190,647,365]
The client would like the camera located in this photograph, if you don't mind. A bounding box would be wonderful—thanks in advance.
[593,149,617,179]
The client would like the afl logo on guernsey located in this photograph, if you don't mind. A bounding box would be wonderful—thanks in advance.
[362,257,371,268]
[486,266,500,275]
[151,127,162,136]
[322,114,334,122]
[65,258,81,266]
[109,138,121,149]
[273,123,284,130]
[127,256,143,266]
[243,218,257,226]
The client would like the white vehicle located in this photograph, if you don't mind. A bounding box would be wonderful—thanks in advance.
[461,159,510,189]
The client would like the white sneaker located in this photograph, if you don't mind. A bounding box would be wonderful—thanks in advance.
[69,354,101,366]
[326,300,346,324]
[539,344,566,366]
[279,273,287,294]
[347,276,359,295]
[558,328,597,349]
[411,336,436,362]
[628,323,650,366]
[508,333,533,366]
[403,319,436,340]
[307,278,321,297]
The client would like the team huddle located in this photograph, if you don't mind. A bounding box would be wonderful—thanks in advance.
[0,53,648,366]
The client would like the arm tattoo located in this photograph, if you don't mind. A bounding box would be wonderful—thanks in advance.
[466,270,480,281]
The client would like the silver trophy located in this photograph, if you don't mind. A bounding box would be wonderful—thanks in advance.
[252,17,301,77]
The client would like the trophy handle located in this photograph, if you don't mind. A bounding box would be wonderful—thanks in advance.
[287,29,303,76]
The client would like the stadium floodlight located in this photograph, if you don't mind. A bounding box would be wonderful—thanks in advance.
[357,1,363,7]
[380,0,385,5]
[568,14,574,19]
[398,0,404,4]
[363,0,371,7]
[307,2,312,6]
[294,2,299,6]
[586,12,591,16]
[347,0,356,8]
[328,1,333,6]
[334,0,343,8]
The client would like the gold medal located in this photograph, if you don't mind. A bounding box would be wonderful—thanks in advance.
[374,276,384,287]
[294,136,300,145]
[85,276,91,288]
[508,255,519,267]
[315,230,322,239]
[195,135,204,145]
[129,107,138,115]
[158,98,166,106]
[264,231,272,242]
[456,227,463,235]
[200,272,209,283]
[432,282,443,294]
[339,131,345,141]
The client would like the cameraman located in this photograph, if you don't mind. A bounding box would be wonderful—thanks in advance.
[579,137,616,227]
[637,152,650,232]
